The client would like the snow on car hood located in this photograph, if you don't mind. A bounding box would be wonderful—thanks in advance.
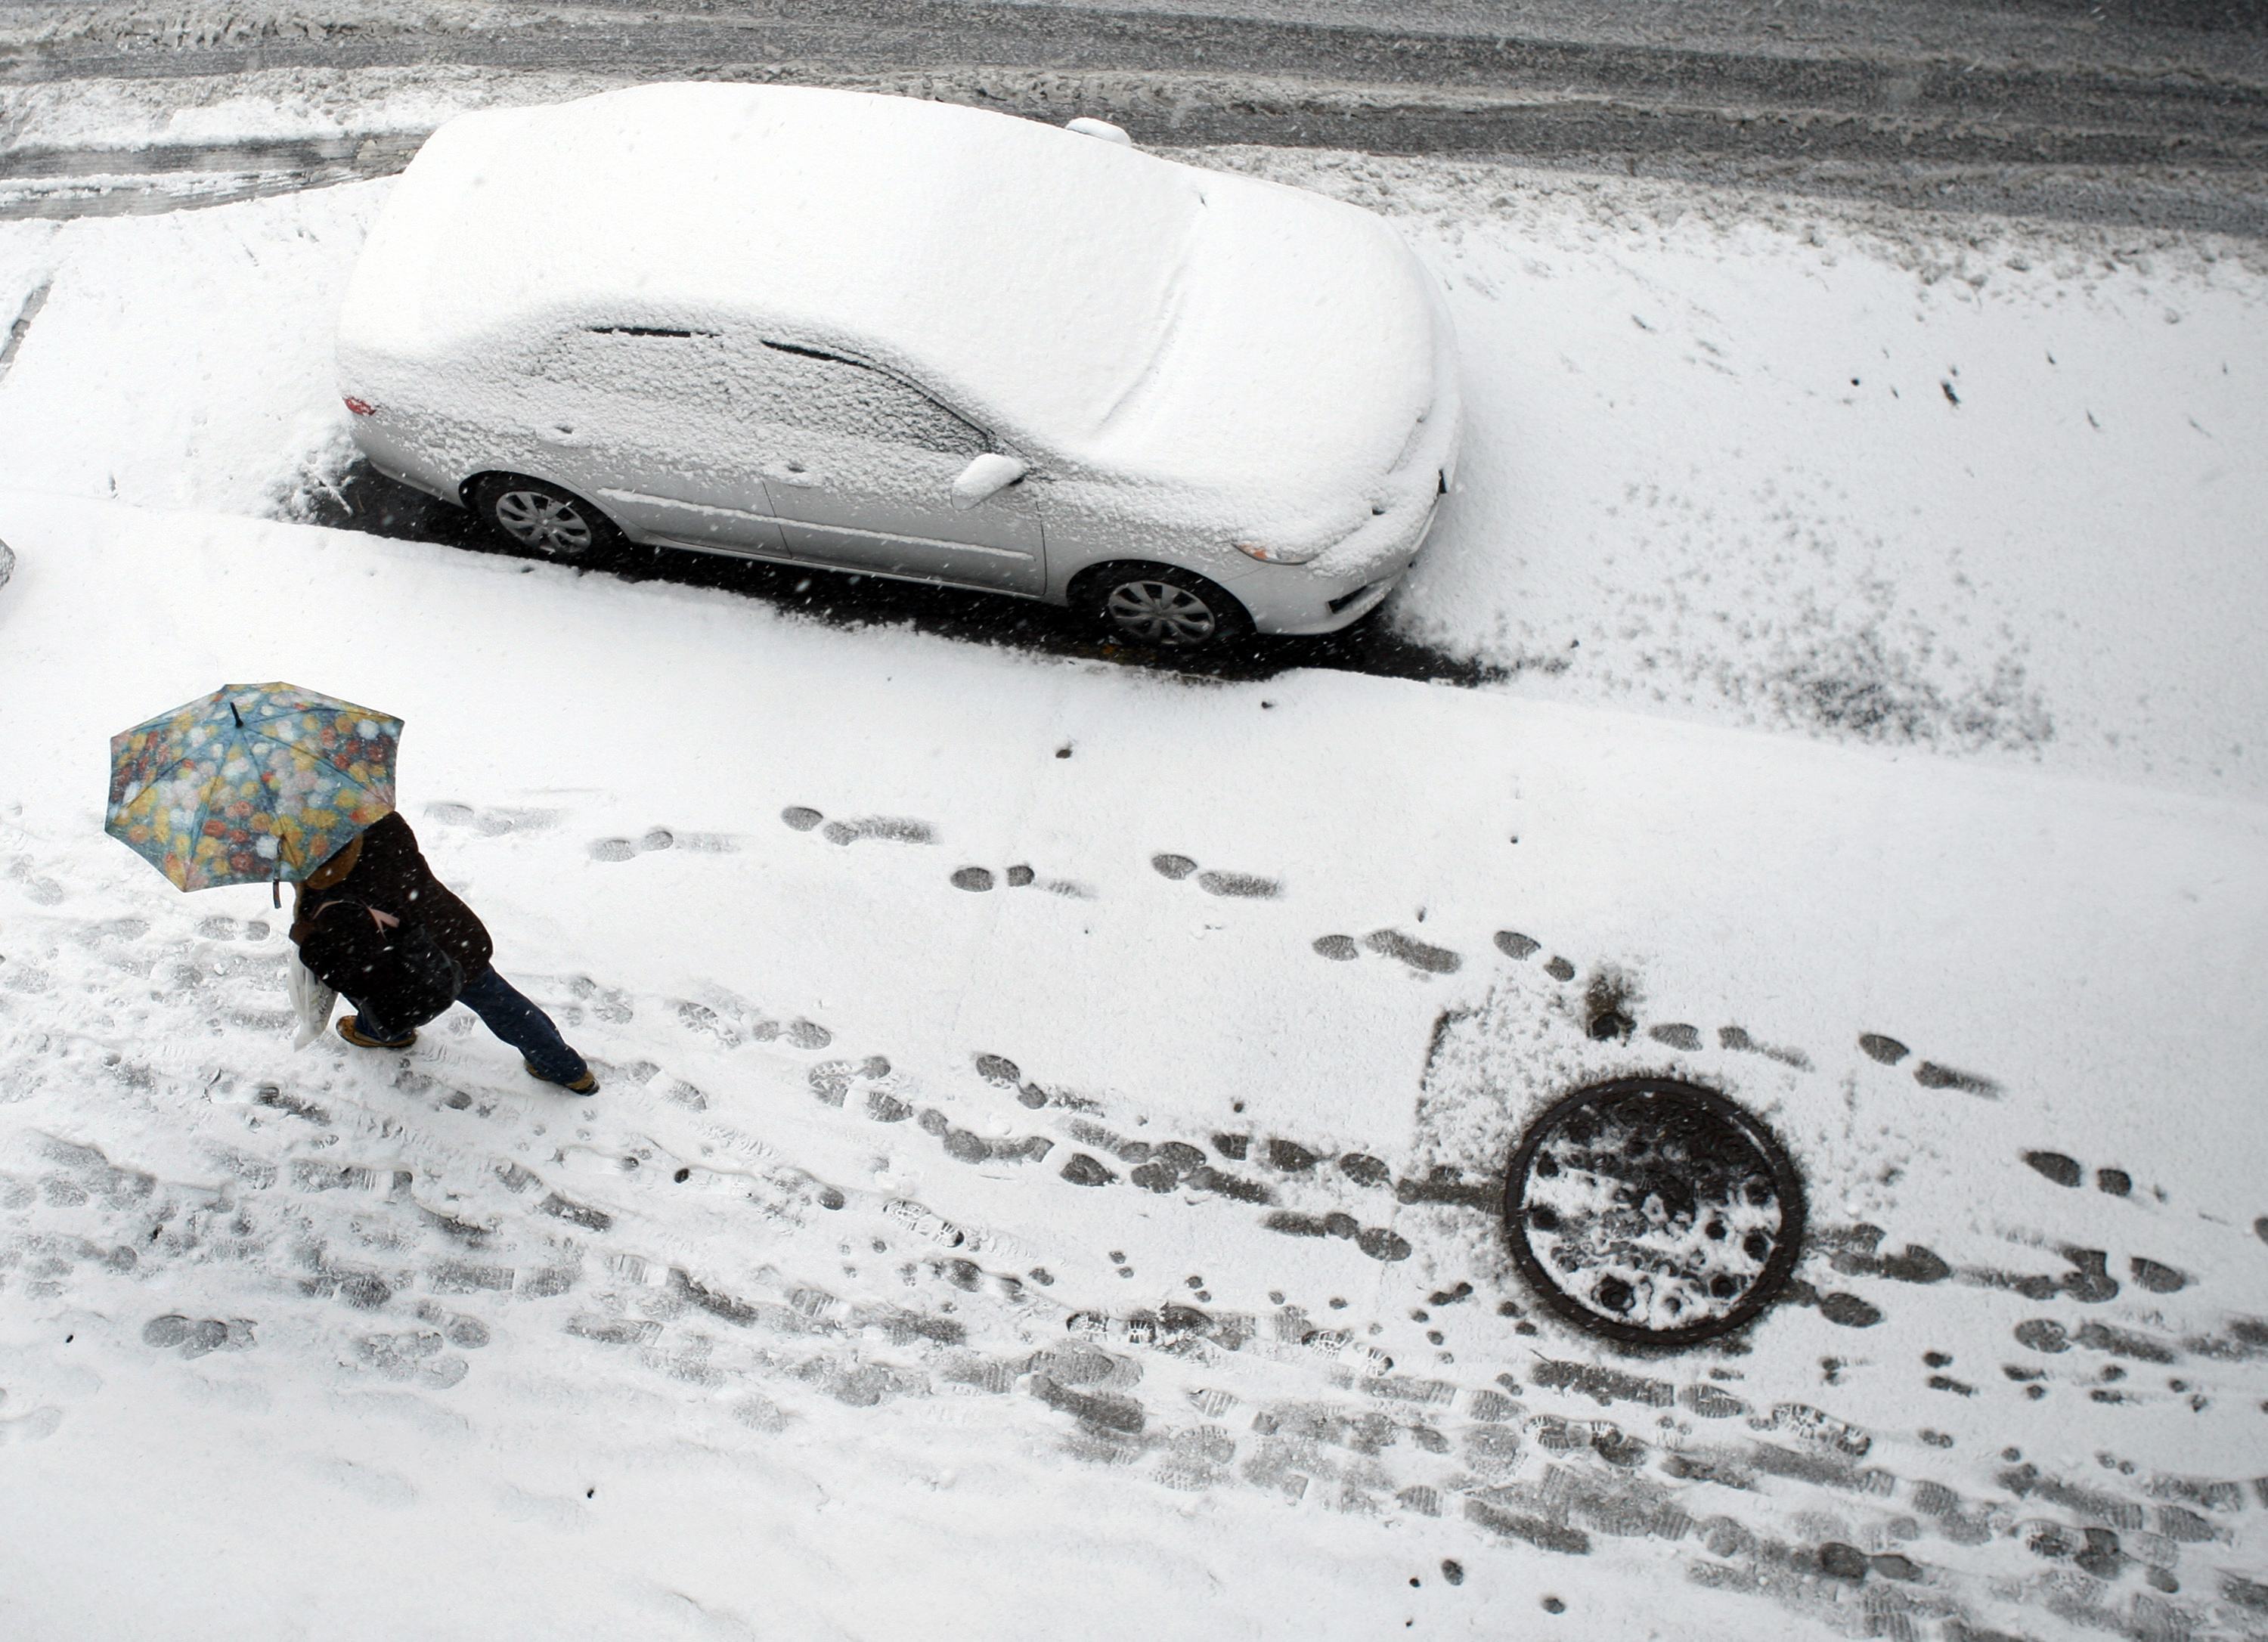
[1073,169,1445,562]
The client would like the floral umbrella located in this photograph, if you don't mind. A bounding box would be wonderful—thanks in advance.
[106,683,401,893]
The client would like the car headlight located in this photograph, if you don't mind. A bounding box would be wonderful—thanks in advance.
[1232,539,1318,565]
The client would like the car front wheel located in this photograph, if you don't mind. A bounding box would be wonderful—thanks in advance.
[1078,563,1252,649]
[469,474,621,562]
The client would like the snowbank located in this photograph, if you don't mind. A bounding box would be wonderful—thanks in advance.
[1224,150,2268,800]
[0,181,373,514]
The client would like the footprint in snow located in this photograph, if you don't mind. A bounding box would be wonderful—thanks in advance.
[194,914,270,942]
[780,805,934,846]
[425,801,564,837]
[674,997,831,1050]
[2018,1148,2145,1202]
[411,1301,493,1348]
[561,974,635,1024]
[1311,929,1461,975]
[4,857,65,906]
[352,1330,470,1389]
[824,816,933,846]
[952,863,1093,897]
[1490,931,1583,976]
[1718,1024,1811,1070]
[588,826,738,861]
[1151,853,1281,899]
[143,1315,256,1358]
[884,1198,970,1249]
[1854,1029,2000,1098]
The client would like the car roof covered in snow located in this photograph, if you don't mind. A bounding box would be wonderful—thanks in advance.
[339,83,1216,446]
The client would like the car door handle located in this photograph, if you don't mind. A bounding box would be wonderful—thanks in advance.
[540,425,590,448]
[764,463,820,488]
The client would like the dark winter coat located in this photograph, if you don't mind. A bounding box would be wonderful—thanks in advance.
[290,813,494,1021]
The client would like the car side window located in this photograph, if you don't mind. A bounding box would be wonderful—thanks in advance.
[733,342,985,457]
[525,327,731,418]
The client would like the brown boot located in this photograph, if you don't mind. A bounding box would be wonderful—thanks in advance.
[337,1015,417,1050]
[525,1058,597,1095]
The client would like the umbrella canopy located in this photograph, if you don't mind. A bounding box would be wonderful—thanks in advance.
[107,683,401,892]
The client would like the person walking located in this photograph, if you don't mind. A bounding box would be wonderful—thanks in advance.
[290,811,597,1094]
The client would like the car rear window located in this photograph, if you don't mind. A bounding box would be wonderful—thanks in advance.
[525,327,732,418]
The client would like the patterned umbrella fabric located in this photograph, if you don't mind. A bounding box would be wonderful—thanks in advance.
[106,683,401,892]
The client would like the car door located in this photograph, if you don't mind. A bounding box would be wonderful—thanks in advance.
[517,326,789,558]
[724,341,1046,595]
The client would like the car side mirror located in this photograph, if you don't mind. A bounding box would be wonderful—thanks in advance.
[950,452,1030,510]
[1065,116,1135,148]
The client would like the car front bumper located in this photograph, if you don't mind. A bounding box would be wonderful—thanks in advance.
[1238,482,1445,636]
[1243,549,1415,630]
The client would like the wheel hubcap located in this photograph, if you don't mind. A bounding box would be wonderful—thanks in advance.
[494,489,596,556]
[1105,580,1217,646]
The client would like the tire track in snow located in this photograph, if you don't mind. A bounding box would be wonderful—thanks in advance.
[0,132,425,221]
[0,277,51,381]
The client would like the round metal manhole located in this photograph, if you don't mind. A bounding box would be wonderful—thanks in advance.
[1503,1077,1806,1349]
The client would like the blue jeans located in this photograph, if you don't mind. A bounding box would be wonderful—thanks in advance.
[361,965,587,1085]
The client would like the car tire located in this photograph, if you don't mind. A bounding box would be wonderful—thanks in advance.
[1074,562,1252,650]
[469,474,623,563]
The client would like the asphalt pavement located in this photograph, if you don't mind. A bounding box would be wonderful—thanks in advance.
[2,0,2263,233]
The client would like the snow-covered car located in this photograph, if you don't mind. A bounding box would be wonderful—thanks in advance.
[336,83,1460,648]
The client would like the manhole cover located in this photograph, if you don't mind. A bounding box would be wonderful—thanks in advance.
[1503,1077,1806,1348]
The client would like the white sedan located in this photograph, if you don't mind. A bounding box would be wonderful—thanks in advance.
[337,83,1460,648]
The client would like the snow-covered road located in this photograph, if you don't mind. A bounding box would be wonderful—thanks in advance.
[2,111,2266,1642]
[5,0,2263,233]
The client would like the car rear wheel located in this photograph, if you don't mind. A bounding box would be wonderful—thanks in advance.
[1077,562,1252,649]
[470,474,621,562]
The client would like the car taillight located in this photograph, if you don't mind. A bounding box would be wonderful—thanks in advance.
[342,395,377,417]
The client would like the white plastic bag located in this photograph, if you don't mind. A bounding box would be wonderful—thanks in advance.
[286,951,338,1050]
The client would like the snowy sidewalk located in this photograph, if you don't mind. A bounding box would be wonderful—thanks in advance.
[2,494,2263,1638]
